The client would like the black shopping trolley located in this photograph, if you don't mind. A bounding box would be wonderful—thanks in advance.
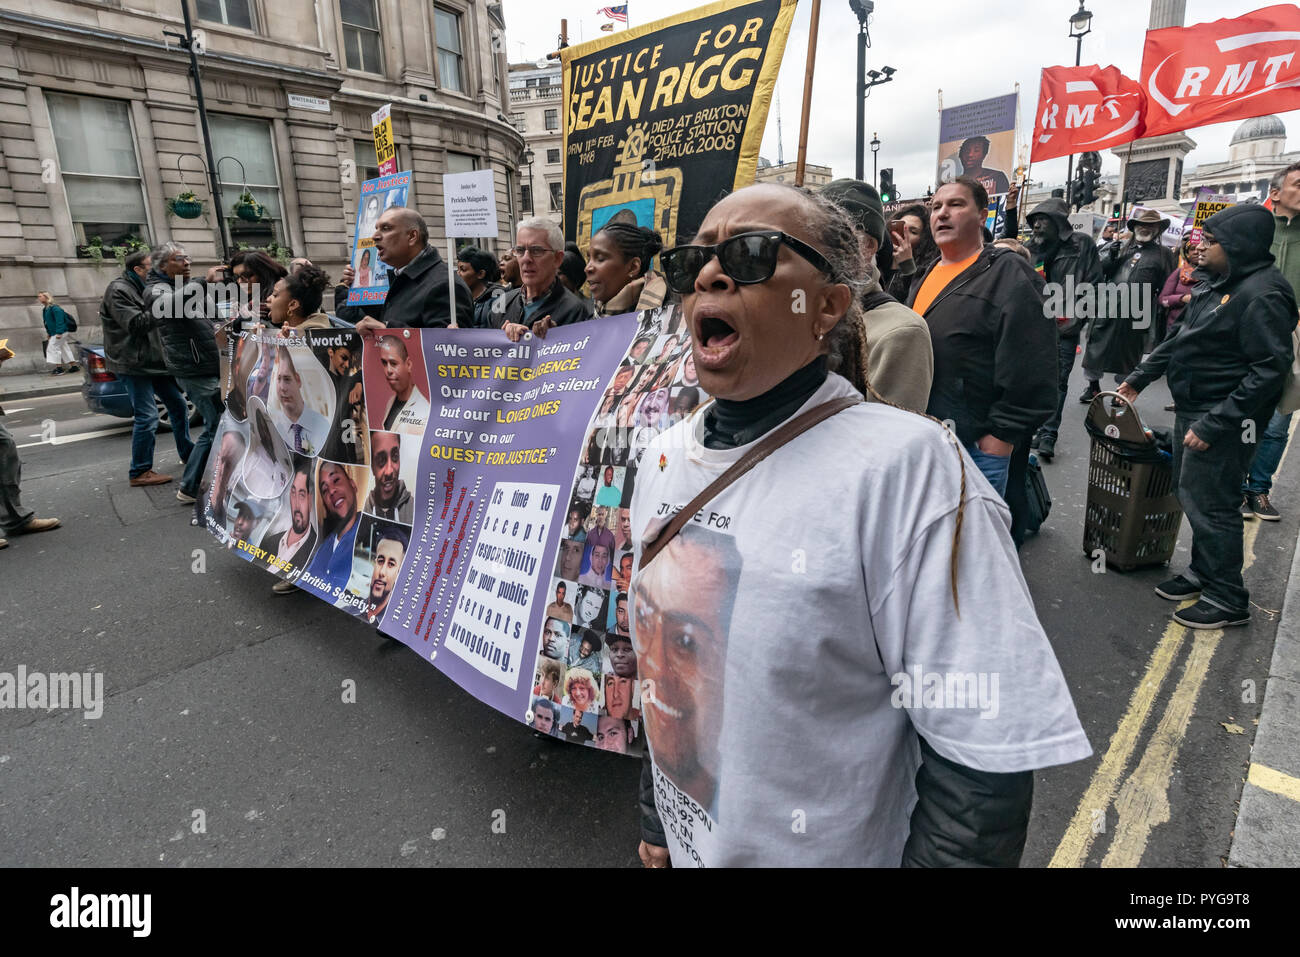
[1082,392,1183,571]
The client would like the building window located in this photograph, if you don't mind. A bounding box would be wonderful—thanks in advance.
[434,7,465,93]
[510,111,526,133]
[210,114,284,248]
[546,148,560,165]
[526,78,538,88]
[548,181,562,212]
[354,140,380,184]
[196,0,254,30]
[544,109,558,131]
[45,93,150,249]
[521,183,532,214]
[341,0,383,74]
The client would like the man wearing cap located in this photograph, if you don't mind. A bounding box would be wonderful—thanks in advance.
[1081,208,1175,402]
[1025,195,1104,461]
[821,178,933,413]
[1118,204,1296,629]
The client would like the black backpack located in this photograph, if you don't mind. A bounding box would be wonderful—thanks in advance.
[1023,455,1052,536]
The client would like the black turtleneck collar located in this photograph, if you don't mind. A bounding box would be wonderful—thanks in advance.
[703,355,828,450]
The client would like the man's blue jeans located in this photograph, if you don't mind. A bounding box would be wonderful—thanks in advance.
[119,374,193,479]
[1242,409,1293,496]
[175,375,223,496]
[966,442,1011,497]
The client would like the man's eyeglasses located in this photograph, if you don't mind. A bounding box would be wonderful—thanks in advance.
[660,230,836,295]
[512,245,555,259]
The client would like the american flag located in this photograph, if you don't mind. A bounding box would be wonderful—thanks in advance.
[598,5,628,22]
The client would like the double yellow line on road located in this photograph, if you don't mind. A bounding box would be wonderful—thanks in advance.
[1051,419,1292,867]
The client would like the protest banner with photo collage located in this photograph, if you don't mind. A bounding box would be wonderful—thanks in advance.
[348,171,411,307]
[204,305,702,758]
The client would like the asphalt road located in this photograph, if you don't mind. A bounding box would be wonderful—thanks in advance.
[0,373,1294,867]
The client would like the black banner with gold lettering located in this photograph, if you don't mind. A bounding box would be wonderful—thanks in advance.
[560,0,796,251]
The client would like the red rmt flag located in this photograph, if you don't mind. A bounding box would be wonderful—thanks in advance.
[1141,3,1300,138]
[1032,64,1147,162]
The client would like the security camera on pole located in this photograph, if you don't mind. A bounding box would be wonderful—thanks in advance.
[850,0,896,182]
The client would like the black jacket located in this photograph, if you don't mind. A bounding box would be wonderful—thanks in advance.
[472,283,506,329]
[1127,204,1298,445]
[474,277,591,330]
[99,269,167,377]
[910,245,1057,445]
[142,270,220,379]
[334,245,472,328]
[1026,198,1104,338]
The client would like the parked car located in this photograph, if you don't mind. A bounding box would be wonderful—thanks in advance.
[79,344,198,430]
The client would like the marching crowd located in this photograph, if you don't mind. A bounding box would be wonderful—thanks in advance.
[3,164,1298,867]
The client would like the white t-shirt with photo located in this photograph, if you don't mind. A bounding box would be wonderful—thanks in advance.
[629,373,1091,867]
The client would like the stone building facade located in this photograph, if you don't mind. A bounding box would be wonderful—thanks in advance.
[0,0,524,371]
[507,61,563,230]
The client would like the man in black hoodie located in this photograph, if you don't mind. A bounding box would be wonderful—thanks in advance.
[1026,197,1104,461]
[1119,204,1297,629]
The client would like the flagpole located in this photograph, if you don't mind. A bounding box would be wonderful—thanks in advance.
[795,0,822,187]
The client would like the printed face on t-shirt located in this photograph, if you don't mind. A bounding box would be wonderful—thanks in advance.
[634,529,734,810]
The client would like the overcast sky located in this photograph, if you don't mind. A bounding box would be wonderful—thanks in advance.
[500,0,1300,199]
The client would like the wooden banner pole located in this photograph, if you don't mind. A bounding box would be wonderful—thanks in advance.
[794,0,822,187]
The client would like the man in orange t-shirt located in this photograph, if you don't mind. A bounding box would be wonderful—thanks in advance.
[909,177,1055,545]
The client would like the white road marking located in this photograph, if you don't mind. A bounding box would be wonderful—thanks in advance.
[17,426,132,448]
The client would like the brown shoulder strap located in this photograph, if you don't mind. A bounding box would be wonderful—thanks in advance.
[639,395,862,571]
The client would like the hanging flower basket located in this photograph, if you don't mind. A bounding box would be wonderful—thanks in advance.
[167,192,204,219]
[233,190,266,222]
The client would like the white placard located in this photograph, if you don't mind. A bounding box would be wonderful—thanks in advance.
[287,93,331,113]
[443,169,498,239]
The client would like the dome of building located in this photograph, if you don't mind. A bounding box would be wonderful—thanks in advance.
[757,155,772,169]
[1230,115,1286,145]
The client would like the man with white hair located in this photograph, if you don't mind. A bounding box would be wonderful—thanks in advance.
[479,217,590,337]
[335,207,472,330]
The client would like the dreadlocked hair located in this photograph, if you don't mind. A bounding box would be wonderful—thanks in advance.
[776,183,969,615]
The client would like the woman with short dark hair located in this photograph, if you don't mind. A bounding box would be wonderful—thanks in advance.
[629,182,1090,868]
[457,245,504,328]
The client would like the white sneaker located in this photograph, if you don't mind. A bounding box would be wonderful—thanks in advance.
[176,488,197,505]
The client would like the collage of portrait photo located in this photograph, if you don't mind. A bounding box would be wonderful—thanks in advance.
[204,327,421,631]
[527,304,706,757]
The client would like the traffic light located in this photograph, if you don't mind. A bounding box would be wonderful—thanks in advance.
[1066,178,1086,211]
[879,168,895,203]
[1080,168,1099,207]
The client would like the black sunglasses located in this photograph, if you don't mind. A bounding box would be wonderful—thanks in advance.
[660,230,836,295]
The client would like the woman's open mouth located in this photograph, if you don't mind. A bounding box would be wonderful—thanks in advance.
[694,311,740,369]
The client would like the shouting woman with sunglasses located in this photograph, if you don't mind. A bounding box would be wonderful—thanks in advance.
[629,183,1089,869]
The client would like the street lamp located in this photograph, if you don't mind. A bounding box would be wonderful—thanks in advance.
[850,0,874,181]
[1065,1,1093,203]
[870,133,880,189]
[523,148,535,215]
